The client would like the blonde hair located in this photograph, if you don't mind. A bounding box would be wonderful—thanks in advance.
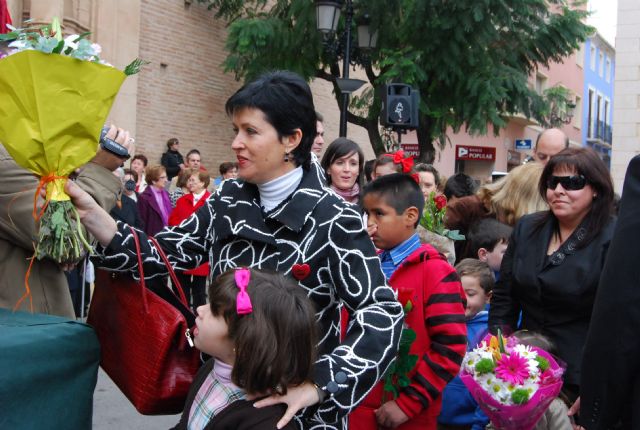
[477,163,548,226]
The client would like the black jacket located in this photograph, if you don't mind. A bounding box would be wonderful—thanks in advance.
[171,359,296,430]
[110,194,144,230]
[580,155,640,430]
[161,149,184,180]
[489,211,615,386]
[96,161,404,430]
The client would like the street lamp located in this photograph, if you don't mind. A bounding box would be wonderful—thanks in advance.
[315,0,377,137]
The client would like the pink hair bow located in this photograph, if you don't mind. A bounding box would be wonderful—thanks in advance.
[235,268,253,315]
[385,150,414,173]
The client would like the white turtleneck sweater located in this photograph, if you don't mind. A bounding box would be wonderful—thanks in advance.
[257,166,303,212]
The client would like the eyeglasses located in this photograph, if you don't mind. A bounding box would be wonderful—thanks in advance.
[546,175,587,191]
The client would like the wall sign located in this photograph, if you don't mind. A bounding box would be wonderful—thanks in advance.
[455,145,496,161]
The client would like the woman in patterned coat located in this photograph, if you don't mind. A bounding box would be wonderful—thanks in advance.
[66,71,403,430]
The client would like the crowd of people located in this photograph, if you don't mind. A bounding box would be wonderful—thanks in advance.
[0,69,635,430]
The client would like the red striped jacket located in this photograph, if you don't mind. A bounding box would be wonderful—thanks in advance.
[350,244,467,430]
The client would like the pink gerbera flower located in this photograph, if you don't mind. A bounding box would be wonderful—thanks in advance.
[495,352,530,385]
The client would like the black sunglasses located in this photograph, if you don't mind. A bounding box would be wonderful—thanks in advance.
[546,175,587,191]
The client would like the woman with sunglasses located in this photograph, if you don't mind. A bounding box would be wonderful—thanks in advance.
[489,147,615,414]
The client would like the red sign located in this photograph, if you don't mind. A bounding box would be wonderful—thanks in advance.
[455,145,495,161]
[400,143,420,158]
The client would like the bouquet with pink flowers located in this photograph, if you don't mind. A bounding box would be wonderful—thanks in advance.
[460,332,564,430]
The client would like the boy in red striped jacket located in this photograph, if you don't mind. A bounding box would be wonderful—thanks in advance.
[352,173,467,430]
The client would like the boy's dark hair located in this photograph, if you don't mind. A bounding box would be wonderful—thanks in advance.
[208,268,317,396]
[454,258,495,294]
[467,218,512,258]
[414,163,441,187]
[444,173,477,200]
[225,71,317,168]
[362,174,425,226]
[219,161,238,176]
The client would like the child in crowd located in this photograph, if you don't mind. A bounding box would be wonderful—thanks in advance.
[487,331,573,430]
[172,268,318,430]
[467,218,512,280]
[352,173,467,430]
[437,259,494,430]
[372,150,414,178]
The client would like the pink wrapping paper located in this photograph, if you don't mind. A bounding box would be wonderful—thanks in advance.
[460,346,564,430]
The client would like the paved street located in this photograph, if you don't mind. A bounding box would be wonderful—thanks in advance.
[93,368,180,430]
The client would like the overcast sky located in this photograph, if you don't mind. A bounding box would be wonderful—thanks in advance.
[588,0,617,45]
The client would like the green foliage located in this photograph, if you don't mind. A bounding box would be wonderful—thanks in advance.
[511,388,531,405]
[535,355,550,372]
[475,358,496,374]
[196,0,592,161]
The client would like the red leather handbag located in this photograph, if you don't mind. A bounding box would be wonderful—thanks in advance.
[87,227,201,415]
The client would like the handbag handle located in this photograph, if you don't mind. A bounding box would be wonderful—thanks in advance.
[148,236,190,308]
[129,226,150,313]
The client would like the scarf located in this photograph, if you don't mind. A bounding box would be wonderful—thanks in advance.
[331,182,360,204]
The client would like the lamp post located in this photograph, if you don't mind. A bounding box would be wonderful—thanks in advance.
[315,0,376,137]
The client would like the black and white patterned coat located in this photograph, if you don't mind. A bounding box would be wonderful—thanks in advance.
[96,161,404,429]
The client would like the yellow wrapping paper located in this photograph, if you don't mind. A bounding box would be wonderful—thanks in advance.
[0,50,126,199]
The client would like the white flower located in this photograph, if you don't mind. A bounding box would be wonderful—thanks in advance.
[64,34,79,51]
[8,40,31,50]
[90,43,102,55]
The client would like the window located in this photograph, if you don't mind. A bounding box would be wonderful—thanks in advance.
[535,74,547,94]
[573,95,582,128]
[587,89,594,138]
[606,59,611,83]
[576,43,585,68]
[599,52,604,77]
[596,94,603,137]
[590,46,596,70]
[604,99,609,127]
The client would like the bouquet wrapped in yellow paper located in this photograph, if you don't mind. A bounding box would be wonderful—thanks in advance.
[0,19,144,270]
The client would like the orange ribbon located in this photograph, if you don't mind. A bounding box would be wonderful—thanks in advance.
[13,173,67,313]
[33,173,66,221]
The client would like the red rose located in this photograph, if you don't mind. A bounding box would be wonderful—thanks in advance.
[434,194,447,210]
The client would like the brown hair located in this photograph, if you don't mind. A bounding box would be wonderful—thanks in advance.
[176,168,195,189]
[373,154,403,176]
[145,165,166,184]
[219,162,238,176]
[187,168,211,189]
[130,154,148,167]
[166,137,180,149]
[208,268,317,395]
[455,258,495,294]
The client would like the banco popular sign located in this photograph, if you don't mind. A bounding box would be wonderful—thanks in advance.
[455,145,496,161]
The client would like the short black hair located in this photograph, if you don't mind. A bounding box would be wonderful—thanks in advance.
[455,258,495,294]
[225,71,316,168]
[363,173,425,224]
[414,163,441,187]
[467,218,512,257]
[444,173,477,200]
